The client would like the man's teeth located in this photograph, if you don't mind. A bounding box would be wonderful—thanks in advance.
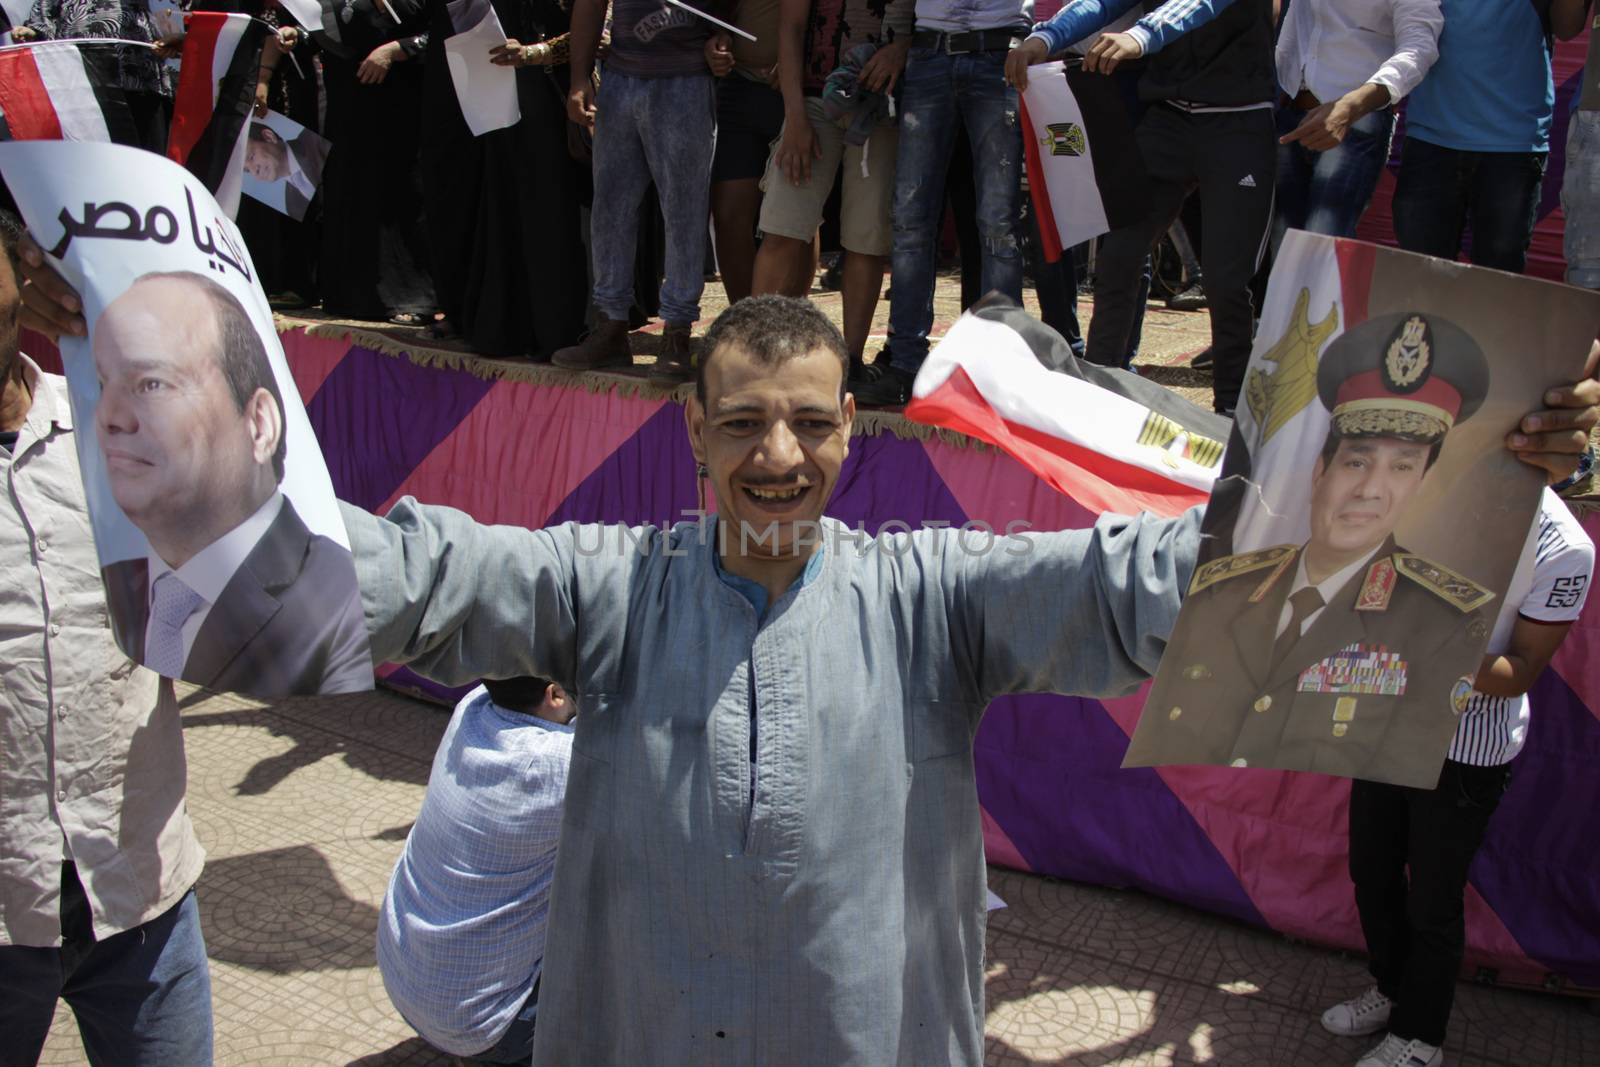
[747,486,807,500]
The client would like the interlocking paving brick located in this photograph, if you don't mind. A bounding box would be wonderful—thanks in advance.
[35,675,1600,1065]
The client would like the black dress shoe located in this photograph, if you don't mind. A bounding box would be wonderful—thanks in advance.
[848,361,915,406]
[1189,347,1214,371]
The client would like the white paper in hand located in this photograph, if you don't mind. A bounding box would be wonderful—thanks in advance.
[276,0,323,33]
[444,7,519,136]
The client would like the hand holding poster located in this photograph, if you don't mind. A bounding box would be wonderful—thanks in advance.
[1123,231,1600,788]
[0,141,373,699]
[242,110,330,220]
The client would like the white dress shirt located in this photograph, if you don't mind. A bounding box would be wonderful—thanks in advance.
[2,358,202,946]
[1275,0,1442,106]
[145,492,283,670]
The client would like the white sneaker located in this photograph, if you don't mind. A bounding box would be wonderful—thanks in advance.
[1356,1033,1443,1067]
[1322,986,1394,1036]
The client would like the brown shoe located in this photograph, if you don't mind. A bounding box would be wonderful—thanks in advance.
[649,322,696,385]
[552,318,633,370]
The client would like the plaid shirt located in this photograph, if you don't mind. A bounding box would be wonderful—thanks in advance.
[376,686,572,1056]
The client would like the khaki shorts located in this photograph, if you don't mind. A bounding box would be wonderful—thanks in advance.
[758,96,898,257]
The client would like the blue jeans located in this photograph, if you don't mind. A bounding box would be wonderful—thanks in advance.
[1274,104,1395,239]
[1392,134,1547,274]
[888,47,1023,374]
[0,867,212,1067]
[590,70,716,325]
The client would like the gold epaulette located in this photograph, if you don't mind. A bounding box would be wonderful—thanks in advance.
[1393,554,1497,613]
[1188,545,1298,596]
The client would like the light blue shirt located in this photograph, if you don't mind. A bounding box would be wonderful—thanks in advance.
[376,686,573,1057]
[1405,0,1553,153]
[1027,0,1236,59]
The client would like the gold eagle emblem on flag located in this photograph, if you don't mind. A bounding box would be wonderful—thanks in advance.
[1041,122,1086,157]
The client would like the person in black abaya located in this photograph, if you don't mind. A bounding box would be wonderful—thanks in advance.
[315,0,438,323]
[238,7,323,307]
[419,0,587,358]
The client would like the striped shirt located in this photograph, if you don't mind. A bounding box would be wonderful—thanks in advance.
[1447,489,1594,766]
[376,687,572,1056]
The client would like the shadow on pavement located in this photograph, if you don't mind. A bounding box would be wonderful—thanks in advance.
[182,689,446,795]
[199,844,382,974]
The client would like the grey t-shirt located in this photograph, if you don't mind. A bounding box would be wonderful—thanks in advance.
[605,0,713,78]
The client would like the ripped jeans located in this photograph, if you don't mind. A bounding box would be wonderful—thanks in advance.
[887,47,1022,374]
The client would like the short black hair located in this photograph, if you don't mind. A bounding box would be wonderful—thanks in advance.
[1318,428,1443,473]
[696,294,849,407]
[0,208,23,277]
[138,271,287,483]
[482,676,556,715]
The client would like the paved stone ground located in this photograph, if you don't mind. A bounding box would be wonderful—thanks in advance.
[37,684,1600,1066]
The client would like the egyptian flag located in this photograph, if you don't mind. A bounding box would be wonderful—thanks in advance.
[0,43,141,144]
[903,298,1228,518]
[1018,60,1149,262]
[167,12,269,216]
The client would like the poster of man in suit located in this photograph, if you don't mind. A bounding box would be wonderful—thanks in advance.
[1124,231,1600,789]
[242,111,330,221]
[0,139,371,700]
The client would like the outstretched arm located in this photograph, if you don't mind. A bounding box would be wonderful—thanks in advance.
[342,499,583,691]
[948,508,1204,703]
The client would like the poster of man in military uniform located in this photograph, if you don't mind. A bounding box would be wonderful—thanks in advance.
[1124,232,1600,788]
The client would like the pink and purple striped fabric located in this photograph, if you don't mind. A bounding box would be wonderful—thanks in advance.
[279,326,1600,993]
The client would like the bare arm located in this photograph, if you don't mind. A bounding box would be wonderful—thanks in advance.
[566,0,608,129]
[569,0,607,84]
[772,0,819,184]
[1472,617,1575,698]
[1551,0,1591,42]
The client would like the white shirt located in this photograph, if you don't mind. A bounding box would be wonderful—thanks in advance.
[2,359,202,946]
[1275,544,1382,641]
[1275,0,1442,106]
[145,492,283,670]
[1448,490,1594,766]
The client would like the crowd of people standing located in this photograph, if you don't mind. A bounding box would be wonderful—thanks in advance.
[8,0,1599,416]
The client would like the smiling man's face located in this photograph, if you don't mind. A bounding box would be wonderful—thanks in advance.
[1308,435,1430,567]
[689,342,853,563]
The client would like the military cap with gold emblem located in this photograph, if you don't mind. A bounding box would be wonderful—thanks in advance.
[1316,311,1490,443]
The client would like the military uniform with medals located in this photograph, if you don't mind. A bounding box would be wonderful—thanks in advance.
[1153,311,1495,789]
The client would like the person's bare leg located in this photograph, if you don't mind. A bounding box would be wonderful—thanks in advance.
[839,251,886,361]
[752,233,816,297]
[712,178,763,303]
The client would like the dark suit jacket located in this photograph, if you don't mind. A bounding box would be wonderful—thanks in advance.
[102,498,372,700]
[282,131,329,220]
[1144,536,1494,788]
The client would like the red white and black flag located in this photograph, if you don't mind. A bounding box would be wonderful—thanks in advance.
[1018,61,1150,262]
[0,42,141,145]
[905,299,1228,519]
[167,12,269,217]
